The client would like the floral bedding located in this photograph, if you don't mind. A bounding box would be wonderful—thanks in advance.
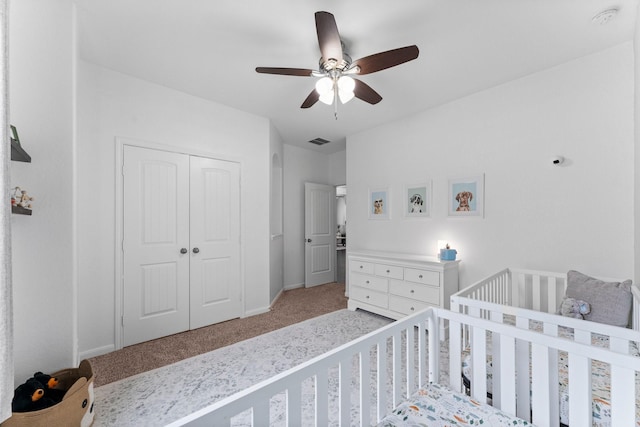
[377,383,531,426]
[461,325,640,426]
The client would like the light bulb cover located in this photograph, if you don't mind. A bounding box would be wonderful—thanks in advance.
[315,77,334,95]
[319,90,335,105]
[337,76,355,92]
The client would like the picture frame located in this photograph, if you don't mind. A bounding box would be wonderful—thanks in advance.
[404,182,431,218]
[448,174,484,217]
[368,187,390,220]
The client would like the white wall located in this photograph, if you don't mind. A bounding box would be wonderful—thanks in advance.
[9,0,75,383]
[282,145,345,288]
[269,124,284,302]
[347,43,634,289]
[76,61,272,357]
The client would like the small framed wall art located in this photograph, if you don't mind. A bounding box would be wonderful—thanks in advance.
[404,182,431,218]
[448,174,484,217]
[368,187,390,220]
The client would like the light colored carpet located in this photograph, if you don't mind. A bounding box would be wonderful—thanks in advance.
[93,309,393,426]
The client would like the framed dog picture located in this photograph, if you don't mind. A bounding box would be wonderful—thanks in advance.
[368,187,390,220]
[448,174,484,217]
[404,182,431,218]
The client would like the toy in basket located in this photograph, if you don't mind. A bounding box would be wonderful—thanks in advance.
[1,360,95,427]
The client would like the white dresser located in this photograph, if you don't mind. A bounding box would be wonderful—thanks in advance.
[347,250,460,319]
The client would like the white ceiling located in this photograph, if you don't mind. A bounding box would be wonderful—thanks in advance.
[74,0,637,154]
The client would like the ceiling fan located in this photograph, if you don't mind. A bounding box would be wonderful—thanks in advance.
[255,11,419,117]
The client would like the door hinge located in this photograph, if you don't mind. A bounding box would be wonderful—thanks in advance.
[121,315,125,326]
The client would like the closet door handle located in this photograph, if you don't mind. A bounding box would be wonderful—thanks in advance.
[180,248,188,254]
[192,247,200,254]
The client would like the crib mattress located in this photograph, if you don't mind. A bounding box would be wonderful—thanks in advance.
[461,328,640,426]
[377,383,531,426]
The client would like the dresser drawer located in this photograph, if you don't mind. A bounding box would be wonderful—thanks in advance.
[350,260,374,275]
[404,268,439,286]
[351,286,388,309]
[389,280,439,305]
[374,263,403,280]
[350,273,388,293]
[389,295,431,316]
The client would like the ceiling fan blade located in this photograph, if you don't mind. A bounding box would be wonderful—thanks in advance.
[315,11,343,64]
[301,90,320,108]
[352,45,419,75]
[353,79,382,105]
[255,67,314,77]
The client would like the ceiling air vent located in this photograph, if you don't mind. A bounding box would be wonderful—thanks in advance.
[308,137,331,146]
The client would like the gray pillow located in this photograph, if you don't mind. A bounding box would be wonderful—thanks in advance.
[565,270,633,328]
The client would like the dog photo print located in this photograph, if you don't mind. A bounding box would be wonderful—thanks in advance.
[368,187,390,220]
[404,182,431,218]
[448,174,484,217]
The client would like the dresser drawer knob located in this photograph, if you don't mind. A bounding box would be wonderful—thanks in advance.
[359,265,363,269]
[410,289,415,293]
[386,269,390,273]
[366,295,370,299]
[418,274,423,279]
[410,307,415,311]
[366,280,370,284]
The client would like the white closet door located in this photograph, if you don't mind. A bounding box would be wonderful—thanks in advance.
[123,146,190,346]
[189,156,241,329]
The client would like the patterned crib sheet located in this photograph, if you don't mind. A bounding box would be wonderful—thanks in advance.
[377,383,532,426]
[461,326,640,426]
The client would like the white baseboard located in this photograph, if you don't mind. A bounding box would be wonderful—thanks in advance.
[243,306,270,317]
[284,283,304,291]
[270,288,284,307]
[78,344,115,360]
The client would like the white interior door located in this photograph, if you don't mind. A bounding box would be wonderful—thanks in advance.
[123,145,190,346]
[304,182,336,287]
[189,156,241,329]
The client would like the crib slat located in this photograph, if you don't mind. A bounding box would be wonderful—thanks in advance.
[406,325,415,393]
[611,364,635,426]
[315,371,328,426]
[377,340,388,422]
[253,400,269,426]
[547,276,558,313]
[542,323,559,424]
[515,316,530,421]
[470,326,487,404]
[568,354,592,426]
[531,343,552,425]
[359,350,371,427]
[448,320,462,392]
[490,310,502,402]
[532,274,541,311]
[418,321,427,387]
[286,382,302,426]
[392,331,402,407]
[338,358,350,426]
[496,334,516,414]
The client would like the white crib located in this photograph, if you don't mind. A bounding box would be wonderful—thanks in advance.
[166,306,639,427]
[450,268,640,330]
[450,267,640,426]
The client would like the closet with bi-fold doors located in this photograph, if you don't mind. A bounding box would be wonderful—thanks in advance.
[121,145,241,347]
